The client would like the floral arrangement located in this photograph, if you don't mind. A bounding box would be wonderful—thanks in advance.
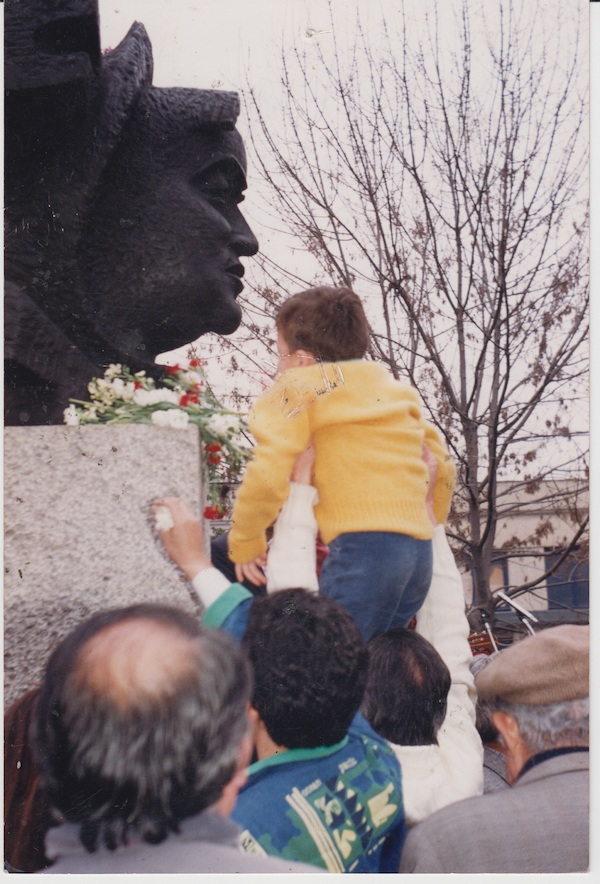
[64,361,250,521]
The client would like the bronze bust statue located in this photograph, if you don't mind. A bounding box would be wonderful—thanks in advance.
[5,0,258,424]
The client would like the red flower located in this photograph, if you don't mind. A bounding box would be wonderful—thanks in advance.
[133,380,144,390]
[165,364,182,375]
[205,443,222,465]
[204,504,225,520]
[189,358,203,368]
[179,392,199,407]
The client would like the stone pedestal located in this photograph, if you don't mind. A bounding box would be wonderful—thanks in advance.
[4,425,207,707]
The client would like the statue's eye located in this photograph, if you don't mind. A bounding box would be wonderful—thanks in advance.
[197,187,244,210]
[201,189,228,210]
[190,167,245,210]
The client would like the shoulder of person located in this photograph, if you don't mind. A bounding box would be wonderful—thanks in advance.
[265,364,346,402]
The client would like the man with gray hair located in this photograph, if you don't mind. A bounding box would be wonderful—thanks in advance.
[33,604,316,873]
[399,624,589,873]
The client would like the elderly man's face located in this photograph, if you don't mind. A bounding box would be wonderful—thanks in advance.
[79,128,258,360]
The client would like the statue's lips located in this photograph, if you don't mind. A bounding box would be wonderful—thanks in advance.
[226,263,245,296]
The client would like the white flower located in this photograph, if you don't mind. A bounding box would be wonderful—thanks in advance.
[151,409,190,429]
[123,382,136,402]
[110,378,135,401]
[207,413,241,436]
[88,378,118,404]
[182,370,204,387]
[132,388,152,406]
[104,364,123,380]
[63,404,80,426]
[133,388,180,407]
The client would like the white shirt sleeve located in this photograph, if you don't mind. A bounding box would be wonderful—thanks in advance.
[415,526,477,692]
[191,566,232,608]
[265,482,320,593]
[411,525,484,810]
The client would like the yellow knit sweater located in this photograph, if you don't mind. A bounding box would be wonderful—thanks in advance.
[228,361,456,562]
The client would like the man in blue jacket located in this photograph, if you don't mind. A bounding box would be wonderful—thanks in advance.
[157,494,407,873]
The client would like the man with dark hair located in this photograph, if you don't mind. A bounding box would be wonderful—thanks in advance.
[233,588,406,873]
[241,589,368,749]
[33,604,316,873]
[364,628,451,746]
[399,624,589,873]
[157,496,407,873]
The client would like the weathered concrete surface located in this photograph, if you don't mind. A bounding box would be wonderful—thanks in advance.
[4,425,207,707]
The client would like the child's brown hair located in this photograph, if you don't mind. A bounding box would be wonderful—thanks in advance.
[276,286,370,362]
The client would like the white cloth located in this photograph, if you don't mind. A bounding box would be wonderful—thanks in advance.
[265,482,319,593]
[391,525,483,826]
[192,564,230,608]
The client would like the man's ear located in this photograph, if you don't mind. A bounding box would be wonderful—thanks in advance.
[492,710,530,784]
[212,727,253,818]
[491,711,521,750]
[248,705,263,750]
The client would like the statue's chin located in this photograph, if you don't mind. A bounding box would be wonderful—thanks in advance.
[198,298,243,337]
[149,304,243,355]
[211,310,243,337]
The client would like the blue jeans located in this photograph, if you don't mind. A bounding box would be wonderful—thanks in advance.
[319,531,433,641]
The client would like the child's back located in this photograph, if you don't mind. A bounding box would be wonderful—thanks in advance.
[245,359,453,547]
[228,286,455,639]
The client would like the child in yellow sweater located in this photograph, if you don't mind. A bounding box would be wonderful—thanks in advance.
[228,285,455,640]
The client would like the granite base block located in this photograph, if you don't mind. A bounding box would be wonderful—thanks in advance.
[4,425,207,707]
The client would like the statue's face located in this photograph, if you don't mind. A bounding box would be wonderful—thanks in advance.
[79,127,259,360]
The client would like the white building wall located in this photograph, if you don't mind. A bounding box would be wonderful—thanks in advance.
[456,478,588,612]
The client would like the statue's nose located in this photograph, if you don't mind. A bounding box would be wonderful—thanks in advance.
[231,211,259,257]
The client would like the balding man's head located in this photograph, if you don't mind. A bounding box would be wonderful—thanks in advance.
[34,604,252,853]
[69,615,201,710]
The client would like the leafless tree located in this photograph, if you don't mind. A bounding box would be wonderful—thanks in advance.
[214,0,589,625]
